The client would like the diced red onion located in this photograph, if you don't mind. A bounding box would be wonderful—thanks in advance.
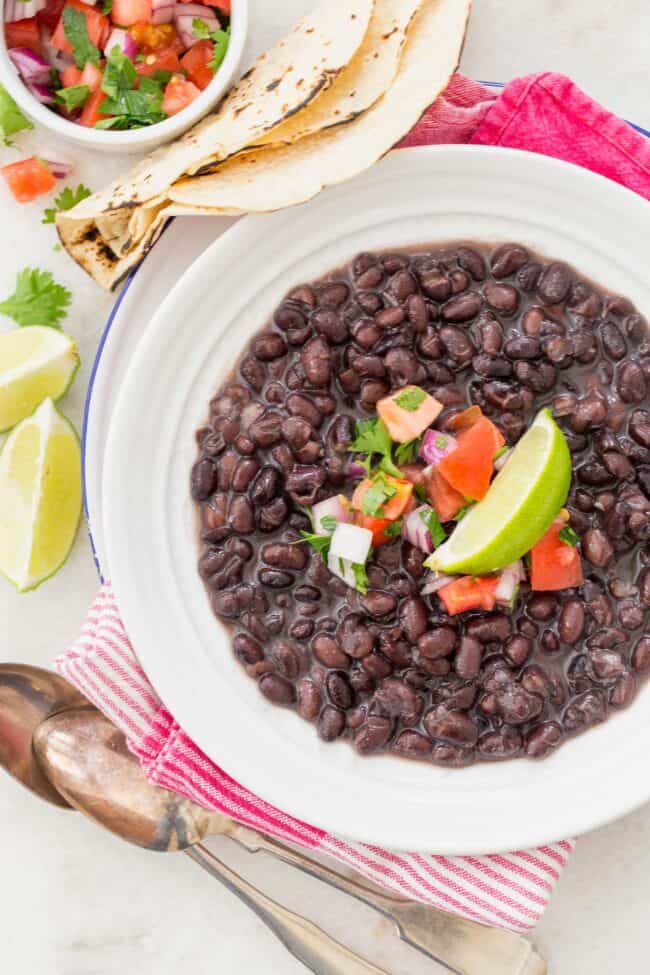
[346,461,367,481]
[8,47,51,85]
[421,572,460,595]
[41,158,73,179]
[174,7,219,47]
[420,429,457,467]
[495,560,525,607]
[329,523,372,564]
[312,495,349,534]
[4,0,47,22]
[151,0,175,23]
[104,27,138,59]
[327,552,356,589]
[494,448,512,472]
[402,505,434,554]
[27,81,55,104]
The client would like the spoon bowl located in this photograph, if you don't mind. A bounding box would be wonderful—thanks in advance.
[0,663,89,807]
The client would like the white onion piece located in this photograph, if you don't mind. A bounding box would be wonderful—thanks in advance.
[174,10,219,47]
[494,448,512,472]
[8,47,51,84]
[104,27,138,58]
[312,495,349,534]
[420,429,457,467]
[494,561,525,607]
[329,523,372,564]
[421,572,460,595]
[327,552,356,588]
[4,0,46,22]
[402,505,433,553]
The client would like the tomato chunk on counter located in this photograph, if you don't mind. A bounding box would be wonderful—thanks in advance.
[377,386,443,444]
[438,417,505,501]
[437,575,499,615]
[5,17,42,53]
[1,158,56,202]
[181,39,215,90]
[424,466,466,522]
[530,521,584,591]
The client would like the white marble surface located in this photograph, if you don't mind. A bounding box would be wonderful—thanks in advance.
[1,1,649,972]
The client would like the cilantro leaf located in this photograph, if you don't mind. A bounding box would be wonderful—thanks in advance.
[101,0,113,12]
[419,507,446,547]
[454,504,473,522]
[102,46,137,99]
[209,27,230,72]
[352,563,368,595]
[42,183,92,225]
[394,386,427,412]
[63,6,100,69]
[319,515,338,533]
[0,268,71,328]
[0,82,33,146]
[361,472,398,517]
[414,483,428,503]
[97,50,167,129]
[192,16,212,39]
[395,437,421,466]
[350,417,403,478]
[493,445,509,461]
[558,525,580,547]
[298,531,331,558]
[56,84,90,112]
[383,520,403,538]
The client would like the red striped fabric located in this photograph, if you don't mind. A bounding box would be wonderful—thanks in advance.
[56,584,575,931]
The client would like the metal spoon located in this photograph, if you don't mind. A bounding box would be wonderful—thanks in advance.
[33,706,546,975]
[0,663,89,807]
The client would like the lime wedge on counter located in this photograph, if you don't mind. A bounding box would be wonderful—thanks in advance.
[0,397,82,592]
[425,408,571,576]
[0,326,79,433]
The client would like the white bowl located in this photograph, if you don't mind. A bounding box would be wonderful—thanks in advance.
[103,145,650,853]
[0,0,248,153]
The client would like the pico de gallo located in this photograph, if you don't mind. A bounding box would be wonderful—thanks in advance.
[3,0,231,131]
[298,384,583,615]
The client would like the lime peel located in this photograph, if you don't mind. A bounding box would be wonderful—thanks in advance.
[425,408,571,576]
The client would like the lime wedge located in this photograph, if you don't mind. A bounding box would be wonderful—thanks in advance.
[0,397,82,592]
[0,326,79,433]
[425,408,571,576]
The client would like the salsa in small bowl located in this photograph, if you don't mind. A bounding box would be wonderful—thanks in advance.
[0,0,247,151]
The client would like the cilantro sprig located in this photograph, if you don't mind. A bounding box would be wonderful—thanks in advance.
[298,531,332,558]
[558,525,580,547]
[63,7,100,69]
[419,507,446,547]
[395,437,421,466]
[43,184,92,225]
[0,269,71,329]
[192,18,231,72]
[349,417,403,479]
[94,49,169,130]
[56,84,90,113]
[361,471,398,517]
[0,82,33,146]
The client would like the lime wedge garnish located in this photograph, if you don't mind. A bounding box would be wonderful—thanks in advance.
[425,408,571,576]
[0,397,82,592]
[0,326,79,433]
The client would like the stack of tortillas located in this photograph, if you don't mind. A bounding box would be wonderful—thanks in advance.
[57,0,472,289]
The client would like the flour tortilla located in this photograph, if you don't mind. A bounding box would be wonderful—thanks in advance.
[61,0,374,227]
[58,0,470,289]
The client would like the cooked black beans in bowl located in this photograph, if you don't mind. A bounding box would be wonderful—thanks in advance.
[191,242,649,767]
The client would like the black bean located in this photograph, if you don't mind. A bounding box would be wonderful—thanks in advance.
[260,543,307,571]
[337,614,375,659]
[632,637,650,673]
[417,327,443,359]
[471,353,513,378]
[257,497,289,533]
[506,333,539,358]
[384,347,419,385]
[318,706,346,741]
[423,706,478,746]
[484,282,519,314]
[617,361,647,403]
[297,679,322,721]
[439,325,475,365]
[417,627,458,659]
[228,496,254,534]
[582,528,614,567]
[359,590,397,619]
[504,635,531,666]
[252,332,287,361]
[441,292,482,323]
[191,458,218,500]
[356,266,384,289]
[233,633,264,664]
[478,728,522,759]
[285,464,325,506]
[456,246,486,281]
[275,302,307,330]
[405,293,429,331]
[399,597,428,642]
[301,336,332,386]
[354,715,392,753]
[600,321,627,360]
[610,672,636,708]
[326,671,354,709]
[259,673,296,707]
[525,722,562,758]
[477,316,504,356]
[455,636,482,679]
[490,243,529,278]
[392,730,432,758]
[559,599,585,644]
[419,268,451,301]
[312,307,347,344]
[466,614,512,642]
[240,355,266,392]
[537,262,571,304]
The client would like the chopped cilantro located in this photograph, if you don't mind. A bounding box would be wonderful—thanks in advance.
[192,16,213,38]
[558,525,580,547]
[43,183,92,225]
[453,504,473,522]
[361,472,398,517]
[414,483,428,502]
[350,417,402,478]
[298,531,331,558]
[97,50,168,129]
[419,507,446,547]
[210,26,231,72]
[0,269,71,329]
[0,82,33,146]
[352,562,369,595]
[319,514,338,533]
[395,437,421,466]
[100,0,113,12]
[63,7,100,69]
[383,520,403,538]
[56,84,90,113]
[394,386,427,412]
[493,445,509,460]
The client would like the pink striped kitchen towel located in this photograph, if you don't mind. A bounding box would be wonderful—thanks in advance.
[57,73,649,932]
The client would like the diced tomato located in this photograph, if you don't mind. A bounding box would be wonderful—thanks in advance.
[36,0,66,32]
[438,417,505,502]
[424,466,465,522]
[352,475,413,522]
[5,17,42,54]
[135,46,182,76]
[60,64,83,88]
[449,405,484,432]
[79,87,109,126]
[399,463,426,490]
[355,513,393,547]
[111,0,152,27]
[162,75,201,116]
[438,575,499,616]
[80,60,103,92]
[1,157,56,203]
[129,21,179,52]
[181,39,215,90]
[51,0,110,55]
[377,386,443,444]
[530,521,584,592]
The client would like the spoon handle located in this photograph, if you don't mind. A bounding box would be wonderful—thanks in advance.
[185,843,392,975]
[225,824,546,975]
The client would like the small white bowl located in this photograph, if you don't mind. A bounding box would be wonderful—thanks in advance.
[0,0,248,153]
